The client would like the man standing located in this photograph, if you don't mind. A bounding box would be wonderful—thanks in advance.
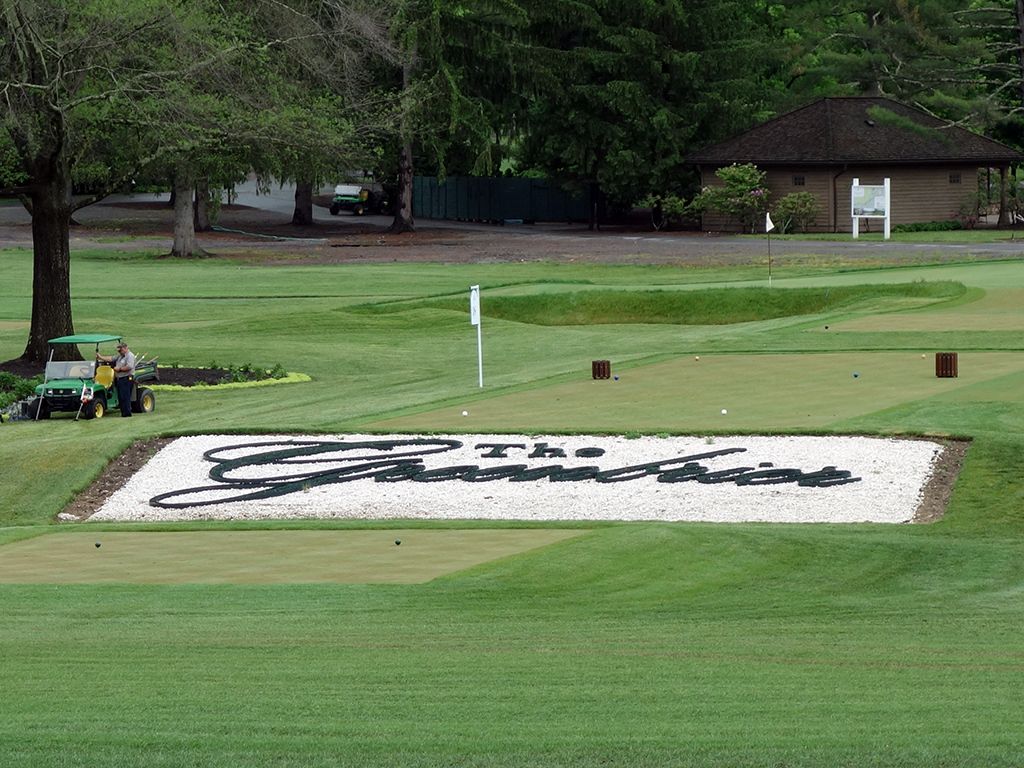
[98,341,136,417]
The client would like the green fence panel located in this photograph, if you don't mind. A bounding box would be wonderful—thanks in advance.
[413,176,589,223]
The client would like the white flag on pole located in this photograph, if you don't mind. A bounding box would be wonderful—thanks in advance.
[765,212,775,233]
[469,285,481,326]
[470,285,483,387]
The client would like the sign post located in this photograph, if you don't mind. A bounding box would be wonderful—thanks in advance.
[469,285,483,387]
[851,177,891,239]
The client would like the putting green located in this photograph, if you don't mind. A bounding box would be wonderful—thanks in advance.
[0,529,586,585]
[371,351,1024,433]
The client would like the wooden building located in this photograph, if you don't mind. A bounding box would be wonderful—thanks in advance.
[687,97,1023,233]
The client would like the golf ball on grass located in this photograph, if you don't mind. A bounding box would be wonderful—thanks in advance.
[695,356,700,361]
[721,409,728,415]
[461,410,468,416]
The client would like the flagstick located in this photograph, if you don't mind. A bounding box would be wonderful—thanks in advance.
[476,317,483,388]
[470,285,483,387]
[767,230,772,288]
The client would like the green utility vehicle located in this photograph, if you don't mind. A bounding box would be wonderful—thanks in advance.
[29,334,157,420]
[329,183,391,216]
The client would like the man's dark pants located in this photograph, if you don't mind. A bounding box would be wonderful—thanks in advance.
[115,376,133,417]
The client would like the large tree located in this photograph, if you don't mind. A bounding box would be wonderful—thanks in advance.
[514,0,786,215]
[2,0,392,358]
[778,0,1024,127]
[0,0,260,360]
[384,0,528,232]
[242,0,398,228]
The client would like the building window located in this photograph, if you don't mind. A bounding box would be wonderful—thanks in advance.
[793,175,805,186]
[949,173,961,184]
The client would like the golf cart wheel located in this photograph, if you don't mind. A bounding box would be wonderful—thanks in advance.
[329,203,340,215]
[353,204,364,216]
[84,397,106,420]
[132,388,155,414]
[35,400,51,420]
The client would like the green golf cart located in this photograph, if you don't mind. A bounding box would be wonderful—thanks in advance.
[29,334,158,420]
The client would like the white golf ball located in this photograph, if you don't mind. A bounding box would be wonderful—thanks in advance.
[695,356,700,361]
[721,409,728,415]
[461,410,468,416]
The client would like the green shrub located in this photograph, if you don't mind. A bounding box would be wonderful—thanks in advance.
[223,363,289,383]
[0,372,42,410]
[688,163,769,233]
[892,220,963,233]
[639,192,689,231]
[956,189,992,229]
[772,192,819,233]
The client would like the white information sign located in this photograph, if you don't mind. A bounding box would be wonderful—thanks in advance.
[851,177,891,239]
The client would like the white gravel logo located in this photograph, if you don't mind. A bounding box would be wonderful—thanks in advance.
[92,434,945,524]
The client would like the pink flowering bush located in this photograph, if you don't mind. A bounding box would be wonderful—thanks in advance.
[688,163,769,233]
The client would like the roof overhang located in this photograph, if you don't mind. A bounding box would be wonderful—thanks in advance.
[48,334,123,344]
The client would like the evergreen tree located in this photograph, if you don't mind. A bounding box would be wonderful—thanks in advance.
[514,0,786,215]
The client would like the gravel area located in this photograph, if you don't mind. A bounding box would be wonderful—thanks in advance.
[90,433,947,524]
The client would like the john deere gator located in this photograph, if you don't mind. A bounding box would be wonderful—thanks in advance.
[29,334,157,420]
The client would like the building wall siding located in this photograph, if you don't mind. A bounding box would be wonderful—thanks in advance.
[699,165,979,233]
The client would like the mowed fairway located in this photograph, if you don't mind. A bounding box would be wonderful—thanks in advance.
[2,247,1024,767]
[0,529,586,584]
[373,351,1024,432]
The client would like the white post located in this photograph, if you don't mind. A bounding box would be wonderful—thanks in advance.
[883,177,891,240]
[851,177,859,239]
[469,285,483,387]
[35,347,54,420]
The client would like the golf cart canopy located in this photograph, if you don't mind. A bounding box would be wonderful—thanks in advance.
[48,334,122,345]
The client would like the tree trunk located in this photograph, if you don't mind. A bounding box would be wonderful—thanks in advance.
[171,171,205,257]
[193,177,212,231]
[999,166,1010,226]
[586,183,604,231]
[292,180,315,225]
[390,56,416,234]
[22,169,75,363]
[390,140,415,233]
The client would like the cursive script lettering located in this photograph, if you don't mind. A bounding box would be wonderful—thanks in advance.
[148,438,861,509]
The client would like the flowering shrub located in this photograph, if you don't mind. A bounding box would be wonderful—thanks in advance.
[773,192,820,233]
[689,163,769,233]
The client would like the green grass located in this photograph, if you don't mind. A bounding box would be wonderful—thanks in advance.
[362,281,966,325]
[750,228,1024,243]
[2,247,1024,766]
[0,528,584,584]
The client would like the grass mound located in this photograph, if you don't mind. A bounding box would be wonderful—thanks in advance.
[363,281,966,325]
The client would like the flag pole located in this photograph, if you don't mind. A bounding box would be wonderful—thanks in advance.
[765,211,775,288]
[470,285,483,387]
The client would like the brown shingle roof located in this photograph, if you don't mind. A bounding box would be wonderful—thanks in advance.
[688,97,1023,166]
